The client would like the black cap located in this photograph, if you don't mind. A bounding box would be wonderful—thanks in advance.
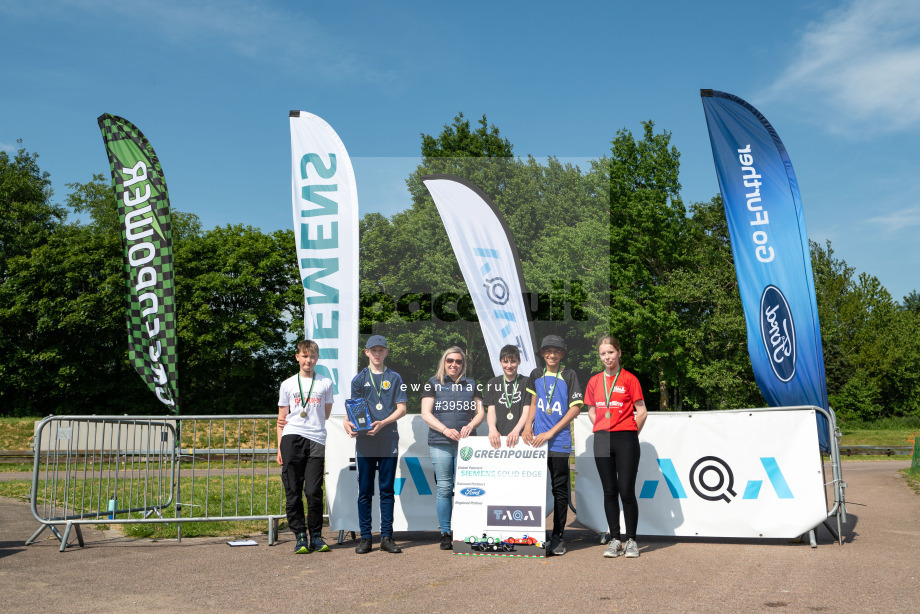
[540,335,566,351]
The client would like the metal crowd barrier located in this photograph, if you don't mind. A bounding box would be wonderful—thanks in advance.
[27,415,300,552]
[816,405,847,547]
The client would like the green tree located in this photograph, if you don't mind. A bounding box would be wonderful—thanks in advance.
[608,121,685,410]
[359,113,610,408]
[1,146,67,413]
[176,225,302,413]
[0,146,64,281]
[811,240,920,421]
[903,290,920,315]
[666,196,762,410]
[421,113,513,158]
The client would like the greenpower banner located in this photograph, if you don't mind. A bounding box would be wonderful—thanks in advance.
[98,114,179,412]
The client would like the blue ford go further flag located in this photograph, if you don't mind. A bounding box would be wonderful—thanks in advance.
[700,90,830,452]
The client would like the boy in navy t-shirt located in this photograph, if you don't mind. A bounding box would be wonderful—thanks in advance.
[346,335,408,554]
[524,334,583,556]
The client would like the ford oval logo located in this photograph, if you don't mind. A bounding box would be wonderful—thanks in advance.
[460,488,485,497]
[760,285,796,382]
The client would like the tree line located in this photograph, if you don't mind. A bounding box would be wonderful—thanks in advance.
[1,115,917,423]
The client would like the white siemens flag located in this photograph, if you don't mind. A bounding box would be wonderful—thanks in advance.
[422,175,536,375]
[290,111,359,415]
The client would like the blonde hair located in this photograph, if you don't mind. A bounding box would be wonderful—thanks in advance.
[435,346,467,384]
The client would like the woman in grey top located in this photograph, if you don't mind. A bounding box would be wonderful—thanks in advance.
[420,346,484,550]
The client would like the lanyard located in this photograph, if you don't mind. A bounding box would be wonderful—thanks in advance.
[368,370,384,404]
[603,369,622,408]
[297,374,316,414]
[502,376,519,408]
[543,368,563,408]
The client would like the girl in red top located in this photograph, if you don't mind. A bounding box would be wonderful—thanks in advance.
[584,336,648,559]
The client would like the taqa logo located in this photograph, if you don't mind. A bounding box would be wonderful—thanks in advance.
[459,447,474,462]
[460,487,486,497]
[760,285,796,382]
[487,505,541,527]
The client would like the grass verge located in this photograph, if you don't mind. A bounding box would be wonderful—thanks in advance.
[0,417,39,450]
[0,474,302,539]
[901,467,920,495]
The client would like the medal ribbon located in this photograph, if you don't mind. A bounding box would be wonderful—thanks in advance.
[603,368,622,410]
[502,375,519,409]
[543,368,563,408]
[297,373,317,416]
[369,370,384,407]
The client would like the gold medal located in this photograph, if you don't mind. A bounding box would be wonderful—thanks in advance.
[506,412,514,420]
[604,411,611,419]
[545,406,553,415]
[300,411,307,419]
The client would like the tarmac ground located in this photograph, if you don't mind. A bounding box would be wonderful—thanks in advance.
[1,460,918,613]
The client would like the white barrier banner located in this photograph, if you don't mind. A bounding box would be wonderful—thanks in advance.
[573,408,827,538]
[326,416,468,532]
[290,111,359,414]
[451,436,547,556]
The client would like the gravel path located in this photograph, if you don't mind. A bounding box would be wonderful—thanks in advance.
[1,460,917,613]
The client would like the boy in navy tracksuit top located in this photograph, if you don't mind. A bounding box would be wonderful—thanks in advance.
[346,335,407,554]
[524,334,583,556]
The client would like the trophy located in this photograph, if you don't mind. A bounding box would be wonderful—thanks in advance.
[345,398,373,434]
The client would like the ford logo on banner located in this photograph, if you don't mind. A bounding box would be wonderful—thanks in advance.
[760,285,796,382]
[460,488,486,497]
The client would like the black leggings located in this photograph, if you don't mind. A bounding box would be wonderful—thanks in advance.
[593,430,640,540]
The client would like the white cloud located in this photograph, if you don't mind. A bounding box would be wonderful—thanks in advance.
[867,205,920,232]
[0,142,17,153]
[765,0,920,135]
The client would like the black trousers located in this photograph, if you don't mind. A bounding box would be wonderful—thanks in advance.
[280,434,325,535]
[547,452,571,538]
[593,429,641,540]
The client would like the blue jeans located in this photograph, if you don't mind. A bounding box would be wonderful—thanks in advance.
[428,443,457,534]
[356,443,397,540]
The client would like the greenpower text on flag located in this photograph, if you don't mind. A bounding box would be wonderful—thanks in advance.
[98,114,179,412]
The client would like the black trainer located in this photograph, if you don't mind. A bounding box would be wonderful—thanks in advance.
[310,533,330,553]
[355,538,372,554]
[294,532,309,554]
[380,536,402,553]
[547,534,567,556]
[439,532,453,550]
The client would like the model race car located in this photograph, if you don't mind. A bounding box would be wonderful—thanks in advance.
[502,535,542,547]
[464,534,515,552]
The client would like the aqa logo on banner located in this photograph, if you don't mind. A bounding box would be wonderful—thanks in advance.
[640,456,794,503]
[760,285,796,382]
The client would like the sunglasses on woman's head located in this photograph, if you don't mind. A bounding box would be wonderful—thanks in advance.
[445,358,463,365]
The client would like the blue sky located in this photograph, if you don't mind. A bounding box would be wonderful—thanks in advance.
[2,0,918,302]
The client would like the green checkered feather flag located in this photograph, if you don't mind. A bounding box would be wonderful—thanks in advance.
[98,114,179,413]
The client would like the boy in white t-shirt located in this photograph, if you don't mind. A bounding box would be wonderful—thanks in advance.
[276,339,334,554]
